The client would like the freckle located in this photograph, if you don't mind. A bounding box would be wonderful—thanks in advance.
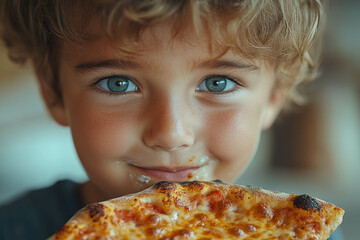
[187,173,194,179]
[188,155,195,162]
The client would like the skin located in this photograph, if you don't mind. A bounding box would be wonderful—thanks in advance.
[39,23,285,205]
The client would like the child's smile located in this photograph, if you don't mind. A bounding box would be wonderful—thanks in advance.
[126,155,213,183]
[52,23,284,202]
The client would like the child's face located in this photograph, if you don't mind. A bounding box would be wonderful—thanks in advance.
[46,23,283,198]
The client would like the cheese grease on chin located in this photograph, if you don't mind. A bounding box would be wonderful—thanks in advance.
[199,156,209,165]
[137,175,151,184]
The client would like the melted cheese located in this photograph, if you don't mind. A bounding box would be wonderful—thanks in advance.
[48,181,344,240]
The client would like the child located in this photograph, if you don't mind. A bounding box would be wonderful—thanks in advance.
[1,0,340,239]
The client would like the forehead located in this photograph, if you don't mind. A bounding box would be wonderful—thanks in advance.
[60,20,260,70]
[63,19,209,54]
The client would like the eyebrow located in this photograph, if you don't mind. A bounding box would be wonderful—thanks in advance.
[75,58,259,74]
[197,59,259,71]
[75,59,142,73]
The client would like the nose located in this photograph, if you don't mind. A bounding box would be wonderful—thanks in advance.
[142,96,195,151]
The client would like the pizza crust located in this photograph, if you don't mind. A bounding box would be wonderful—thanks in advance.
[48,180,344,240]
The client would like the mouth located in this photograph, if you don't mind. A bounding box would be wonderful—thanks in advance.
[128,164,200,181]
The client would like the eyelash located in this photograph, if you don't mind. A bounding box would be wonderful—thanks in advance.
[90,86,132,97]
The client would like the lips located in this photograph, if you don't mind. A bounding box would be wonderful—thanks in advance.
[129,164,200,181]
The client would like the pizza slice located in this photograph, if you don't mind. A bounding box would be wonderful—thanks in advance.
[48,180,344,240]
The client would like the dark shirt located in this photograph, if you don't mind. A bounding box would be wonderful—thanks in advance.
[0,180,342,240]
[0,180,82,240]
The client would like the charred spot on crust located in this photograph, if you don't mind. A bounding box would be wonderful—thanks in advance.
[178,181,191,186]
[212,179,225,184]
[293,194,322,212]
[87,203,106,222]
[179,181,205,190]
[54,224,73,237]
[153,181,176,189]
[153,181,177,197]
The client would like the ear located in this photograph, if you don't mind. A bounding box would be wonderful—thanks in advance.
[38,79,69,126]
[261,87,286,130]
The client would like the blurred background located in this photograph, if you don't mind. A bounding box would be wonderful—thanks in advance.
[0,1,359,239]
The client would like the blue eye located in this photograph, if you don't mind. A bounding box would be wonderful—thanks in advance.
[197,76,237,93]
[96,76,138,93]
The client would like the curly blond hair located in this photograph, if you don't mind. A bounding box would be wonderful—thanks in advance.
[0,0,325,106]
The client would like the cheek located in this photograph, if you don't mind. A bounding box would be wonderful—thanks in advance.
[66,101,143,196]
[67,102,138,164]
[204,107,262,181]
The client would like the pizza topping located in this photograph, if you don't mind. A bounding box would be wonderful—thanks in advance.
[178,180,205,190]
[172,229,195,239]
[271,207,293,227]
[242,223,258,233]
[252,203,274,221]
[293,194,323,212]
[142,202,167,215]
[115,209,142,226]
[48,181,344,240]
[153,181,177,192]
[87,203,106,222]
[145,214,163,226]
[145,227,165,238]
[227,227,245,237]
